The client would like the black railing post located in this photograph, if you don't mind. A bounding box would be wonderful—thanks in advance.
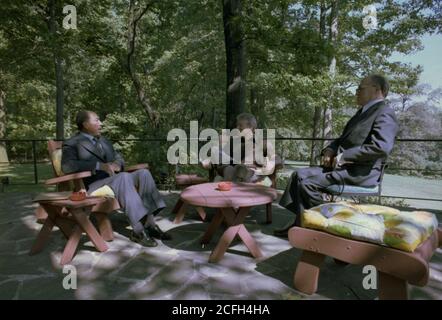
[32,140,38,184]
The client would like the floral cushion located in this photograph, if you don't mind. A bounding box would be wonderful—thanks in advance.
[301,202,438,252]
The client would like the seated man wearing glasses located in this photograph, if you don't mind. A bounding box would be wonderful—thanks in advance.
[274,74,399,237]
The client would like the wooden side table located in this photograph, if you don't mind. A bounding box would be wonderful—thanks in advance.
[172,174,208,224]
[180,182,277,262]
[30,194,109,265]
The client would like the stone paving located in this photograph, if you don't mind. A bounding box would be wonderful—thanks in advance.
[0,192,441,300]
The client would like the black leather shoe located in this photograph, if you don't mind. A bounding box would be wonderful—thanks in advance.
[273,222,296,238]
[129,230,158,247]
[146,224,172,241]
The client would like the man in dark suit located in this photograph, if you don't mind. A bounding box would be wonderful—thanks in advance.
[275,74,399,237]
[62,110,170,247]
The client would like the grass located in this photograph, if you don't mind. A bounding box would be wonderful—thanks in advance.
[0,163,56,193]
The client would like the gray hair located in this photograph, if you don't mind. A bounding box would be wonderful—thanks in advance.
[236,113,257,130]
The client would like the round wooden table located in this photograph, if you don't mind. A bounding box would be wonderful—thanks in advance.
[180,182,277,262]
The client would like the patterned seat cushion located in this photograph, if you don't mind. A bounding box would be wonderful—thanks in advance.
[302,202,438,252]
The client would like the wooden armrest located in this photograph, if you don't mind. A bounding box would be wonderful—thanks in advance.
[45,171,92,185]
[125,163,149,172]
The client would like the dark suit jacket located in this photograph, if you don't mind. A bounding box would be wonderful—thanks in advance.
[61,132,125,189]
[322,101,399,187]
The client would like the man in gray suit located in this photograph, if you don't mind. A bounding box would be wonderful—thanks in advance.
[275,74,399,237]
[62,110,170,247]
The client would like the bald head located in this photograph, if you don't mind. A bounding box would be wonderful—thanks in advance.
[367,74,389,97]
[356,74,389,106]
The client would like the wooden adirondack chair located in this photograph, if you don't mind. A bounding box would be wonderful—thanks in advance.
[35,140,148,241]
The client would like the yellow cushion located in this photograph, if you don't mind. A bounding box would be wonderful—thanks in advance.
[51,149,63,176]
[302,202,438,252]
[89,185,115,198]
[255,176,273,187]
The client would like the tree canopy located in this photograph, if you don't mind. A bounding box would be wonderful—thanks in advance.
[0,0,440,174]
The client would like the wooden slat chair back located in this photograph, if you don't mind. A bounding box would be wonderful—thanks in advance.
[47,140,84,192]
[35,140,118,241]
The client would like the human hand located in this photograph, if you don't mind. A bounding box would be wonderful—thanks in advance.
[321,149,336,168]
[110,162,121,173]
[99,163,115,176]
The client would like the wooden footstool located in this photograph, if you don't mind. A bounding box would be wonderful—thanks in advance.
[289,226,442,299]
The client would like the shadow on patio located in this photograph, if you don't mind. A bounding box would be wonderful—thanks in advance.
[0,191,441,300]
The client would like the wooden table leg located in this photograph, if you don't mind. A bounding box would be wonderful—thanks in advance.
[173,201,188,224]
[35,205,48,223]
[172,198,184,214]
[208,207,258,263]
[60,225,82,265]
[294,250,326,295]
[55,216,76,239]
[94,212,114,241]
[201,209,224,245]
[195,206,207,221]
[30,204,71,255]
[29,216,55,255]
[233,207,262,258]
[378,272,408,300]
[70,207,108,252]
[237,225,263,259]
[209,224,242,263]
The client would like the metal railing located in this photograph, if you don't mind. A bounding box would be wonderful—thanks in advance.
[0,137,441,205]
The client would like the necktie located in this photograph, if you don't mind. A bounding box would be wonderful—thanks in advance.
[93,137,105,158]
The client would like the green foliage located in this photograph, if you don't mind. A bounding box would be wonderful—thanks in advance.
[0,0,440,178]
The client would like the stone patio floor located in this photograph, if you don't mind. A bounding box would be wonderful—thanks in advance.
[0,191,441,300]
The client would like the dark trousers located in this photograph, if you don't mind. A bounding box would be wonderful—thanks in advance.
[279,167,337,221]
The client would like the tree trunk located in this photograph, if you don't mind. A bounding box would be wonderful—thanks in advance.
[0,89,8,163]
[310,105,322,166]
[212,105,217,128]
[322,0,339,148]
[310,1,327,166]
[250,86,257,115]
[49,0,64,139]
[250,87,266,128]
[223,0,246,129]
[126,0,159,127]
